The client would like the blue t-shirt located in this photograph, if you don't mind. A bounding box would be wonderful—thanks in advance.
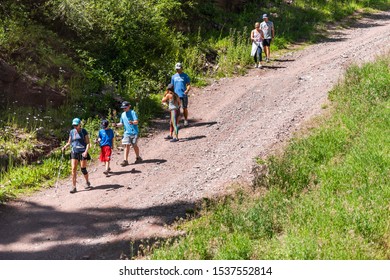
[120,110,139,136]
[98,128,114,147]
[70,128,88,153]
[171,72,190,98]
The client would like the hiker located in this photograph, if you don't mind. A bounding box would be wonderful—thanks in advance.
[97,119,114,176]
[61,118,92,193]
[162,83,181,142]
[260,13,275,62]
[171,62,191,127]
[113,101,142,166]
[251,22,264,68]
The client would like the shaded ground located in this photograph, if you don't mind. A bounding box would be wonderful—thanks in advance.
[0,11,389,259]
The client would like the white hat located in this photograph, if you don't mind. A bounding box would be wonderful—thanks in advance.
[175,62,183,70]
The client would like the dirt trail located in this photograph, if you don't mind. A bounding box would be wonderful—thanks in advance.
[1,11,389,260]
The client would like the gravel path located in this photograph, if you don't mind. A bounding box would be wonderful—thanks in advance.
[0,11,389,259]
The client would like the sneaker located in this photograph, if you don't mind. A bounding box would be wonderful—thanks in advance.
[266,58,270,63]
[120,160,129,167]
[258,64,263,68]
[254,63,258,68]
[134,156,143,164]
[107,167,112,173]
[170,138,179,142]
[103,170,109,176]
[70,187,77,194]
[164,135,173,140]
[184,120,189,127]
[85,181,92,190]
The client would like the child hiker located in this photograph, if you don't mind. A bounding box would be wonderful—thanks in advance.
[97,119,114,176]
[162,83,181,142]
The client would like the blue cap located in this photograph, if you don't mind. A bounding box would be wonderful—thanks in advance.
[101,119,109,128]
[120,101,131,108]
[167,83,174,91]
[72,118,81,126]
[262,14,268,19]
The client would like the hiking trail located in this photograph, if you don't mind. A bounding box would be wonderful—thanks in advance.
[0,11,389,259]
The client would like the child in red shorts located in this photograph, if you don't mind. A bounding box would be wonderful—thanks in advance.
[97,119,114,176]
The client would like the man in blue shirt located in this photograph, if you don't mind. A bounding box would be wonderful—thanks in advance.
[171,62,191,127]
[113,101,142,166]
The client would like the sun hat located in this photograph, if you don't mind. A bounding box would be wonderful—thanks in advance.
[101,119,109,128]
[120,101,131,108]
[72,118,81,126]
[167,83,174,91]
[262,14,268,19]
[175,62,183,70]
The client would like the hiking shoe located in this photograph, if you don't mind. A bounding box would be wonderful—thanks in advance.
[70,187,77,194]
[134,157,143,164]
[107,167,112,173]
[164,135,173,140]
[85,181,92,190]
[170,138,179,143]
[120,160,129,167]
[184,120,189,127]
[103,170,109,176]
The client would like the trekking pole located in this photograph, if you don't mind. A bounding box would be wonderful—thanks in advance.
[54,149,65,196]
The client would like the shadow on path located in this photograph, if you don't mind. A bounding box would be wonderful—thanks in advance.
[90,184,125,191]
[0,199,195,259]
[180,135,206,142]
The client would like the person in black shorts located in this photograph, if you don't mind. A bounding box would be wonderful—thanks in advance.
[260,14,275,62]
[62,118,92,193]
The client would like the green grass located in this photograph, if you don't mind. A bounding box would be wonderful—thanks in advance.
[1,0,389,209]
[0,116,102,203]
[149,53,390,260]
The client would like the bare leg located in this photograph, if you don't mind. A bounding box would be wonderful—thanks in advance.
[71,159,78,187]
[80,159,89,183]
[265,46,270,60]
[133,144,140,158]
[124,144,130,161]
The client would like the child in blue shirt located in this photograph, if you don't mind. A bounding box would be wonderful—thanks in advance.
[97,119,115,176]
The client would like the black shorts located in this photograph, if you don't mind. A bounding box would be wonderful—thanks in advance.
[70,151,91,161]
[180,95,188,109]
[263,39,272,47]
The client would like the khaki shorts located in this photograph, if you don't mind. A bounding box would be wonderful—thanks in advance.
[122,134,138,146]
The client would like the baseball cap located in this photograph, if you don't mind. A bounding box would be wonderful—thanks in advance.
[120,101,131,108]
[262,14,268,19]
[72,118,81,126]
[101,119,109,128]
[175,62,182,70]
[167,83,174,91]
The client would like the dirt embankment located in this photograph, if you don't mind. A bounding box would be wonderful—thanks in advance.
[0,11,389,260]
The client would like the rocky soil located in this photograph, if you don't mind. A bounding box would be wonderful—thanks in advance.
[0,11,389,259]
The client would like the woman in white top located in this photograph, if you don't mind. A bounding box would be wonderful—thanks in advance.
[250,22,264,68]
[162,84,181,142]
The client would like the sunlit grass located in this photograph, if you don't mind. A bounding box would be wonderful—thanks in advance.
[149,53,390,260]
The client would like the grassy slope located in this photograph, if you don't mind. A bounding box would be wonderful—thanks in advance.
[150,54,390,260]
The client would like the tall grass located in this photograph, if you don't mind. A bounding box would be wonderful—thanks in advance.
[149,53,390,260]
[0,116,102,204]
[1,0,389,205]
